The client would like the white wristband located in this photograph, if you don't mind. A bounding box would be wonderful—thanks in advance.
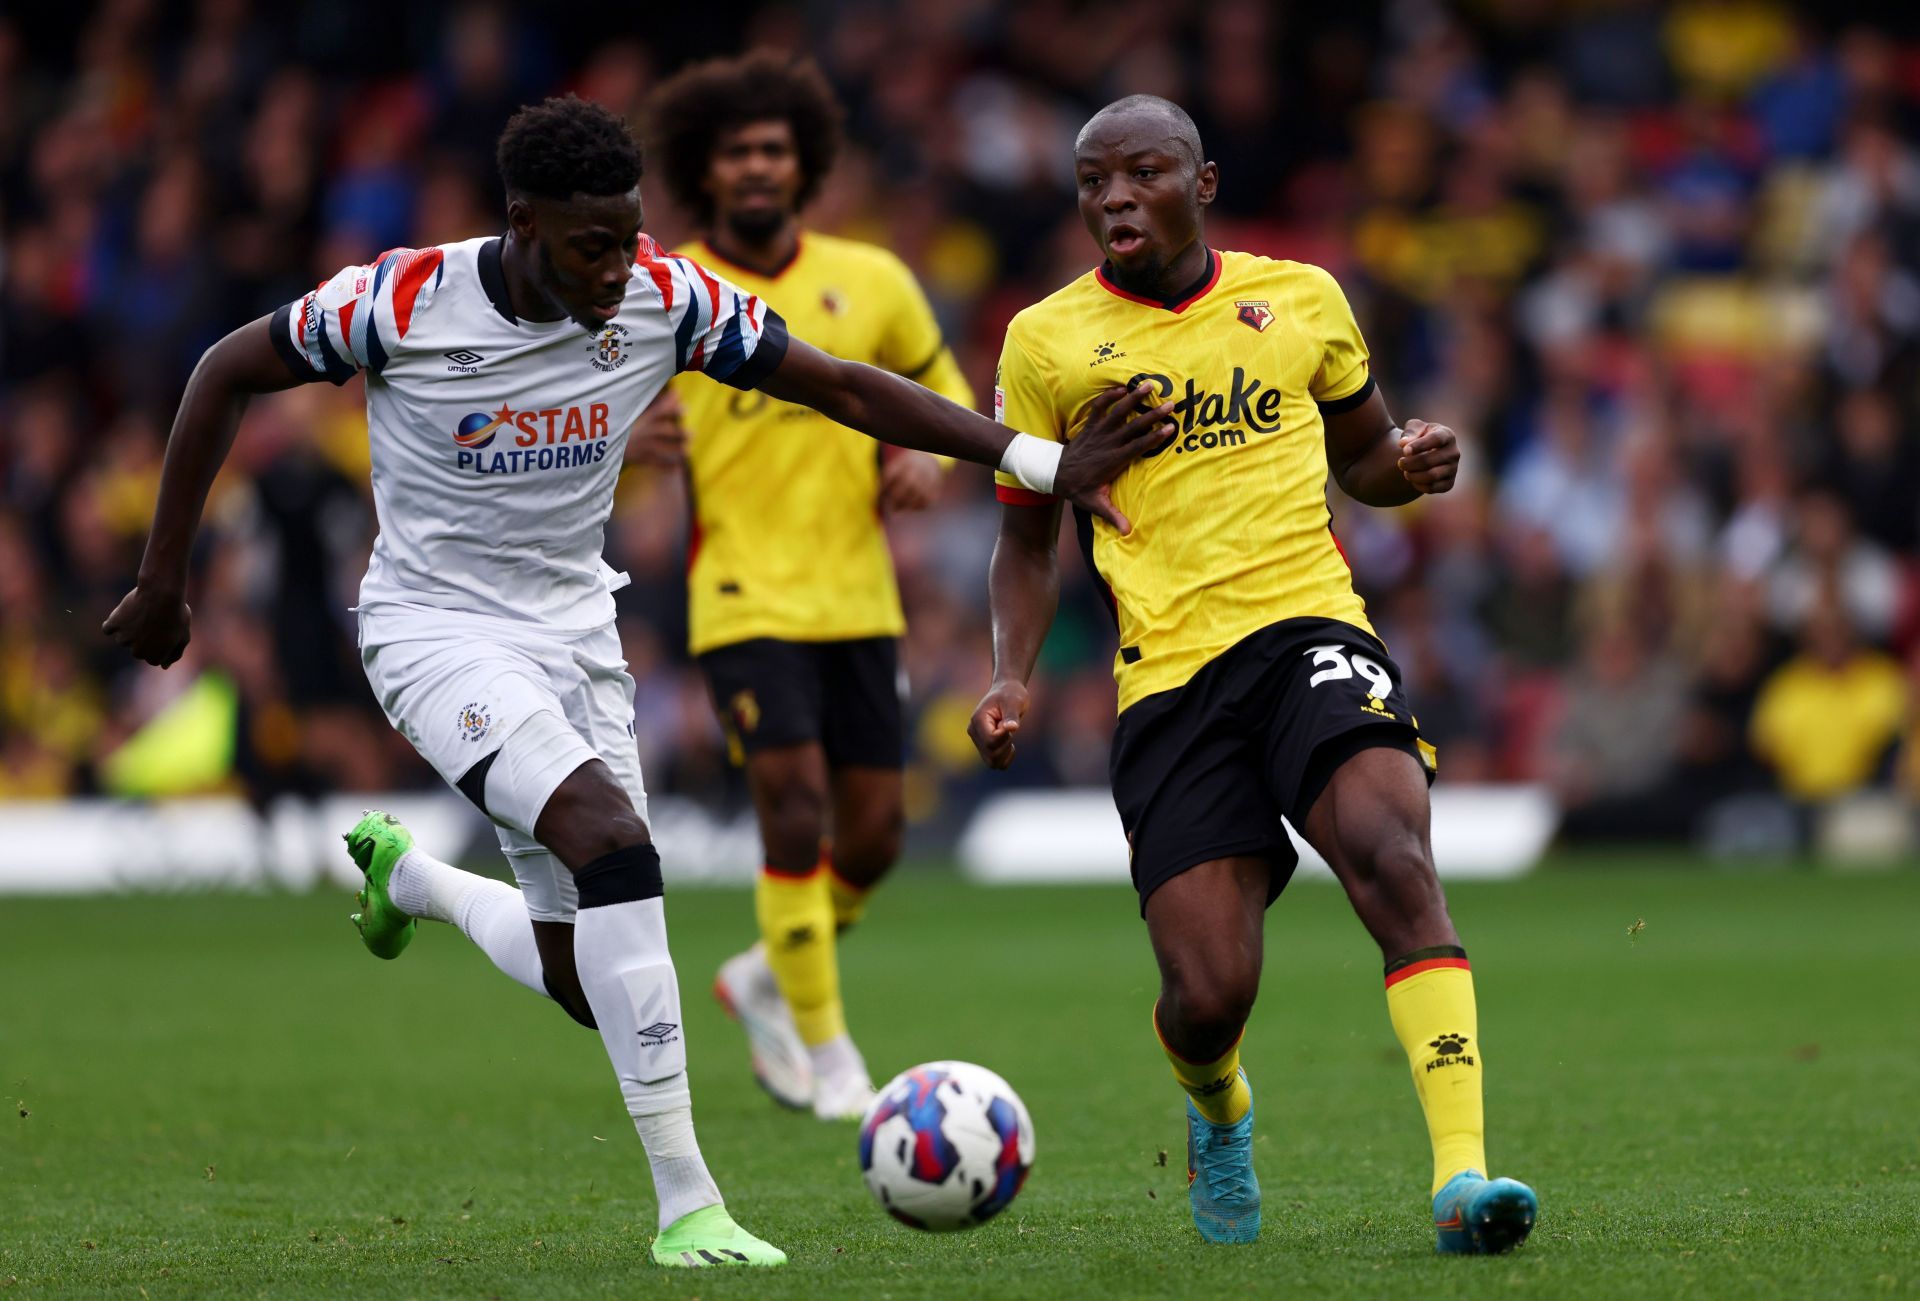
[999,433,1063,496]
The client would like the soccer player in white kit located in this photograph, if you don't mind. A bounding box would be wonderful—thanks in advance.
[104,96,1174,1269]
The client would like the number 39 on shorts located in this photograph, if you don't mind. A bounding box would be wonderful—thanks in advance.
[1304,644,1394,697]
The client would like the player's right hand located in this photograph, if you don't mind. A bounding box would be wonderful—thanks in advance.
[103,583,192,668]
[967,679,1031,770]
[627,390,689,466]
[1054,383,1176,535]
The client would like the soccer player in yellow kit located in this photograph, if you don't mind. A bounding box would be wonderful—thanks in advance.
[635,52,972,1119]
[968,96,1538,1253]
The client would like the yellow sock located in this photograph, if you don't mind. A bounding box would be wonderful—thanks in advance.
[827,865,871,933]
[755,863,844,1046]
[1384,947,1487,1195]
[1153,1002,1252,1125]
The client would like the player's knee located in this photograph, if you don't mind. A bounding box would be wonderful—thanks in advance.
[836,807,902,882]
[759,774,828,866]
[537,767,651,867]
[1163,969,1259,1048]
[560,811,652,867]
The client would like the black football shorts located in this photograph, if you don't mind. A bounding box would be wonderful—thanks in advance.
[1108,617,1435,914]
[698,636,906,768]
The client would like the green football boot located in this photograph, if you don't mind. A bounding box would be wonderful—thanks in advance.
[343,810,416,960]
[650,1204,786,1268]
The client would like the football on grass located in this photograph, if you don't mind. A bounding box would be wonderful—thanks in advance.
[857,1060,1036,1230]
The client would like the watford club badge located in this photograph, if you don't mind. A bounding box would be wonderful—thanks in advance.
[1235,300,1274,332]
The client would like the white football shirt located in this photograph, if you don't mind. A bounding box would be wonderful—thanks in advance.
[271,234,788,631]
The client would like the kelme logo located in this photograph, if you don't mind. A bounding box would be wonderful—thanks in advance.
[1426,1032,1474,1072]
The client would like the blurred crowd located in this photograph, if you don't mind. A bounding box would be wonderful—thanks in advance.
[5,0,1920,852]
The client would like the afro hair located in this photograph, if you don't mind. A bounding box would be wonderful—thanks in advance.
[645,49,844,226]
[495,95,644,201]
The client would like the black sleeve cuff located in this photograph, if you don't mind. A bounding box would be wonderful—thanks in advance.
[898,341,946,381]
[268,302,321,385]
[721,308,790,390]
[269,301,356,386]
[1315,373,1376,415]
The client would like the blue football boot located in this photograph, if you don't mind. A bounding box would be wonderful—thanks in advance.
[1185,1070,1260,1244]
[1432,1169,1537,1254]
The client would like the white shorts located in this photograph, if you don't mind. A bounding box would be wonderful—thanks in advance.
[359,606,649,922]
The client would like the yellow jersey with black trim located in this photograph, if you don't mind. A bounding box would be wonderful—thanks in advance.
[674,232,973,655]
[993,247,1377,712]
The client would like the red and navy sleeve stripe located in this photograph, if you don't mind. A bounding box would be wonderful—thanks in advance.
[647,250,787,388]
[274,246,445,385]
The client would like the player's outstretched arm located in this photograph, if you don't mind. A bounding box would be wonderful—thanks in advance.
[1323,386,1460,507]
[754,339,1173,534]
[967,501,1064,770]
[103,316,307,667]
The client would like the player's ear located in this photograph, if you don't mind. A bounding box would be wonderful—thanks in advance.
[1196,161,1219,207]
[506,195,536,240]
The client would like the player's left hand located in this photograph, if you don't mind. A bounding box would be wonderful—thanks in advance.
[880,450,944,513]
[1056,383,1178,534]
[1396,419,1459,495]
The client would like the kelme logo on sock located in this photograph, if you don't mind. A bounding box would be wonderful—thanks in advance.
[1426,1032,1473,1071]
[1195,1072,1236,1097]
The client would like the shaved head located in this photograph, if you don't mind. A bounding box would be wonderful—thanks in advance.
[1073,92,1216,294]
[1076,94,1205,169]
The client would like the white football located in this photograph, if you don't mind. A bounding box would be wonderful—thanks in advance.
[856,1060,1036,1230]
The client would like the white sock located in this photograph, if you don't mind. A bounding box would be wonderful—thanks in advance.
[387,847,470,923]
[809,1033,867,1081]
[451,877,547,997]
[390,849,545,997]
[574,887,722,1229]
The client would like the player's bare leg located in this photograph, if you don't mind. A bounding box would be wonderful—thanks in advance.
[530,921,597,1027]
[1145,856,1269,1243]
[826,764,903,926]
[1298,746,1455,956]
[729,742,873,1118]
[532,760,784,1266]
[1300,743,1536,1254]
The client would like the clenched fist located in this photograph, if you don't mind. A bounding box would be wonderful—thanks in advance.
[1395,418,1459,495]
[103,583,192,668]
[967,679,1030,770]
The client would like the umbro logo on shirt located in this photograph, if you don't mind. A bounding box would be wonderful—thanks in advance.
[444,349,485,373]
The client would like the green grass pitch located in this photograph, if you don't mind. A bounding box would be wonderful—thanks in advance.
[4,864,1916,1298]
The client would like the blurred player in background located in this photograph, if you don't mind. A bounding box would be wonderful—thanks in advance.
[633,52,974,1120]
[103,95,1167,1270]
[968,96,1538,1253]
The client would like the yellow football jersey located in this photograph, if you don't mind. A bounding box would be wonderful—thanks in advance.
[993,248,1377,712]
[675,232,973,655]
